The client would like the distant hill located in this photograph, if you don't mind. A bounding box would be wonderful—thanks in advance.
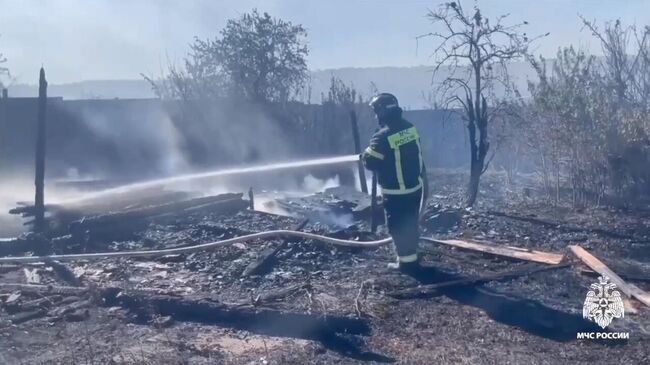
[6,64,537,108]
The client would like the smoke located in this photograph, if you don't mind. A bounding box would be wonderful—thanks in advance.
[0,163,361,237]
[0,183,29,238]
[354,168,378,196]
[302,174,340,193]
[0,176,80,238]
[76,103,190,178]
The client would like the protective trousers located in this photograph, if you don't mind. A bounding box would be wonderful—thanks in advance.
[383,189,422,263]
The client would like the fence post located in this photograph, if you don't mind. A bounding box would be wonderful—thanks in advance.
[349,110,368,193]
[34,67,48,233]
[370,173,378,232]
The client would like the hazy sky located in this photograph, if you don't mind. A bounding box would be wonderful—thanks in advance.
[1,0,649,84]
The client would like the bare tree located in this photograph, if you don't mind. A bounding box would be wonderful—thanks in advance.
[316,77,363,153]
[422,1,544,206]
[503,18,650,208]
[0,36,8,88]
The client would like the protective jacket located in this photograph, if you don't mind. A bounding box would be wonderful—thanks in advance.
[362,118,424,195]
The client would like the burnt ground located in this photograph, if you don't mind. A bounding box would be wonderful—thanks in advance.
[1,170,649,364]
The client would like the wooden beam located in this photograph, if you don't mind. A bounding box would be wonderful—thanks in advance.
[420,237,565,265]
[34,67,48,233]
[350,110,368,194]
[0,283,87,296]
[569,245,650,308]
[103,288,371,338]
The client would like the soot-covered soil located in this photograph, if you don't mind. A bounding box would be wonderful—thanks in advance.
[1,171,649,364]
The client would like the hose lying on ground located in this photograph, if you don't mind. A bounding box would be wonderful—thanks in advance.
[0,230,395,264]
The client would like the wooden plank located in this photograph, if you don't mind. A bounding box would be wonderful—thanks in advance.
[420,237,565,265]
[569,245,650,309]
[0,283,87,296]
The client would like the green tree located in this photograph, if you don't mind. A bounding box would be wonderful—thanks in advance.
[187,9,308,103]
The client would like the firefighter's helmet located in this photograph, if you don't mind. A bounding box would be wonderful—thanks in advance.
[369,93,400,119]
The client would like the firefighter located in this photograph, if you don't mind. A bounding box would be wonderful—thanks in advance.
[362,93,426,272]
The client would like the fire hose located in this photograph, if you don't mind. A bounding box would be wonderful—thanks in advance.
[0,157,431,264]
[0,230,399,264]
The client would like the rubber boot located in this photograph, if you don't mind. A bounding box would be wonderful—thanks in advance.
[387,257,420,275]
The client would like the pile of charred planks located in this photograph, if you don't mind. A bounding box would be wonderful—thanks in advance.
[4,189,249,256]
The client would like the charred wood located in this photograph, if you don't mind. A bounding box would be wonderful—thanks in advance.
[0,283,87,296]
[242,219,309,277]
[487,210,636,240]
[69,193,247,240]
[0,233,50,257]
[387,263,571,299]
[47,260,83,287]
[101,288,371,339]
[8,308,47,324]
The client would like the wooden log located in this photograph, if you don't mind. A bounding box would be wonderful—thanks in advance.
[388,263,571,299]
[0,234,50,257]
[8,308,47,324]
[3,296,59,314]
[569,245,650,308]
[0,283,87,296]
[242,219,309,277]
[49,299,91,318]
[102,289,370,338]
[420,237,565,265]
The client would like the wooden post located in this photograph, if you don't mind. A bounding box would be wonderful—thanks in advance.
[34,68,47,233]
[370,173,378,233]
[248,187,254,210]
[349,110,368,193]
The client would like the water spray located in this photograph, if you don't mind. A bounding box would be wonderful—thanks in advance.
[59,154,360,205]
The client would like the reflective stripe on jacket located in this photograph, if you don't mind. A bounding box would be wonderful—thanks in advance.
[362,119,424,195]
